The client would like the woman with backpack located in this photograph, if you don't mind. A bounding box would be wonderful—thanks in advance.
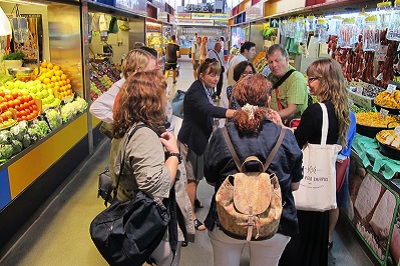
[204,74,303,266]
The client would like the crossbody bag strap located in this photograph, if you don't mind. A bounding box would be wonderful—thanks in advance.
[213,50,223,66]
[222,126,242,171]
[263,127,286,171]
[112,124,152,199]
[274,69,296,110]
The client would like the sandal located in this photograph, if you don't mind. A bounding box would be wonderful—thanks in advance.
[194,219,206,231]
[194,199,204,209]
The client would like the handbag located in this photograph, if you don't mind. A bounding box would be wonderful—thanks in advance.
[292,103,342,212]
[99,121,113,139]
[171,90,185,119]
[335,157,350,191]
[90,124,172,266]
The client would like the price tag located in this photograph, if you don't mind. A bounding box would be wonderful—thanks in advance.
[356,85,363,95]
[386,83,397,94]
[395,126,400,137]
[379,108,389,119]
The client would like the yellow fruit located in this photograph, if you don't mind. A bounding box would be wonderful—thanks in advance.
[53,65,61,71]
[55,70,62,76]
[41,62,47,68]
[47,63,54,70]
[43,78,51,84]
[51,76,57,82]
[60,74,67,80]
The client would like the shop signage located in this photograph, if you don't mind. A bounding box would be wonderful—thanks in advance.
[191,13,230,20]
[177,19,214,26]
[177,13,191,19]
[116,0,147,16]
[159,11,168,23]
[214,20,229,26]
[270,19,280,28]
[246,2,263,21]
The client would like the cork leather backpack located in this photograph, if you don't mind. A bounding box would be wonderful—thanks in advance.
[216,127,285,241]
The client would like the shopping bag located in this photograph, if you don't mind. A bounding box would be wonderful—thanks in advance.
[171,90,185,119]
[293,103,341,212]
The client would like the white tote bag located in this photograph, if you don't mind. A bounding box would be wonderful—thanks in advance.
[293,103,342,212]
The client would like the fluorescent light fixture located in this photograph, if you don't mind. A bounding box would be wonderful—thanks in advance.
[0,7,12,36]
[0,0,48,6]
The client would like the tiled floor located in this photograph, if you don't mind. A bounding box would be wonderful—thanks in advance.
[0,57,374,266]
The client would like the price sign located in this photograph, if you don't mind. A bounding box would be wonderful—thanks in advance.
[379,108,389,119]
[386,83,397,94]
[356,85,363,95]
[395,126,400,137]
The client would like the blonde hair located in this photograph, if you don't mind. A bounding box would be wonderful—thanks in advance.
[306,58,350,147]
[121,49,156,78]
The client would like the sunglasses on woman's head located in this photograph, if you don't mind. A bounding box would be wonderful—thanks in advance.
[204,58,217,64]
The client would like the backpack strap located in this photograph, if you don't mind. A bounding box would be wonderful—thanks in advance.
[222,126,286,172]
[264,127,286,171]
[222,126,241,171]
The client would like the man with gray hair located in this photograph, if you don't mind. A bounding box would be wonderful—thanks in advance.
[267,44,308,124]
[207,42,225,99]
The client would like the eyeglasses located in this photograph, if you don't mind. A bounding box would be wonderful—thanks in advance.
[204,58,217,64]
[241,71,254,76]
[308,77,320,83]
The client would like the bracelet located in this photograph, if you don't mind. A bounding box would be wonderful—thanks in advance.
[169,153,182,164]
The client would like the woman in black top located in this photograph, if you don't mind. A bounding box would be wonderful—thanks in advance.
[204,74,303,266]
[177,59,236,230]
[278,58,350,266]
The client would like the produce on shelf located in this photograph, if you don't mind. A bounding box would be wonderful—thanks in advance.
[374,90,400,109]
[44,109,62,130]
[0,74,13,86]
[355,112,400,128]
[376,130,400,150]
[60,97,88,123]
[36,62,73,100]
[350,104,371,113]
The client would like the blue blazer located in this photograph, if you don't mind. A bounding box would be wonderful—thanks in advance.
[178,80,228,156]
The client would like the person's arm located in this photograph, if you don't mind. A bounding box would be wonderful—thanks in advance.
[89,81,122,123]
[127,128,173,198]
[225,109,236,118]
[159,131,179,187]
[277,103,298,120]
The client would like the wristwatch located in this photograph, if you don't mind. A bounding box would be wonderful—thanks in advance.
[169,153,182,164]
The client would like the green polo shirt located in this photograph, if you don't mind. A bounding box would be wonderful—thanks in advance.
[267,65,308,119]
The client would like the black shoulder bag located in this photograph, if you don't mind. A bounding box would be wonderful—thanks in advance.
[90,124,177,266]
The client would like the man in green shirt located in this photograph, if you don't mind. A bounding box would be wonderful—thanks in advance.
[267,44,308,122]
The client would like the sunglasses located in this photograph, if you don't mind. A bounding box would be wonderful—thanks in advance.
[204,58,217,64]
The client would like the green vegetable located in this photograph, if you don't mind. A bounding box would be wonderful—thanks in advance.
[2,51,25,61]
[22,134,31,148]
[0,131,12,144]
[45,109,62,130]
[28,128,40,143]
[9,124,24,141]
[11,139,23,155]
[0,144,14,159]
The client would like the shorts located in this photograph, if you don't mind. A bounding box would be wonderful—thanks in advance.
[165,63,177,70]
[192,60,199,70]
[178,141,204,182]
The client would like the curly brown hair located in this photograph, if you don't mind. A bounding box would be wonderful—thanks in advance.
[113,70,167,139]
[232,74,273,134]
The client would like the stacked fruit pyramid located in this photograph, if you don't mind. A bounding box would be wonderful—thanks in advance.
[36,62,74,100]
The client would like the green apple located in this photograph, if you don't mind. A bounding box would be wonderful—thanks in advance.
[47,88,53,96]
[4,81,14,90]
[18,82,26,89]
[36,91,44,99]
[21,88,29,95]
[28,85,37,93]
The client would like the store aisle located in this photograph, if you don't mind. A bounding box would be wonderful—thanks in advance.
[0,58,374,266]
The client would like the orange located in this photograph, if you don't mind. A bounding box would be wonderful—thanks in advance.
[66,79,70,84]
[47,63,54,70]
[55,70,62,76]
[43,78,51,84]
[56,76,61,81]
[60,74,67,80]
[51,76,57,82]
[53,65,61,71]
[40,61,47,68]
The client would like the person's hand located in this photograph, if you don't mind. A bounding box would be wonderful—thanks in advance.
[159,132,179,154]
[267,108,283,126]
